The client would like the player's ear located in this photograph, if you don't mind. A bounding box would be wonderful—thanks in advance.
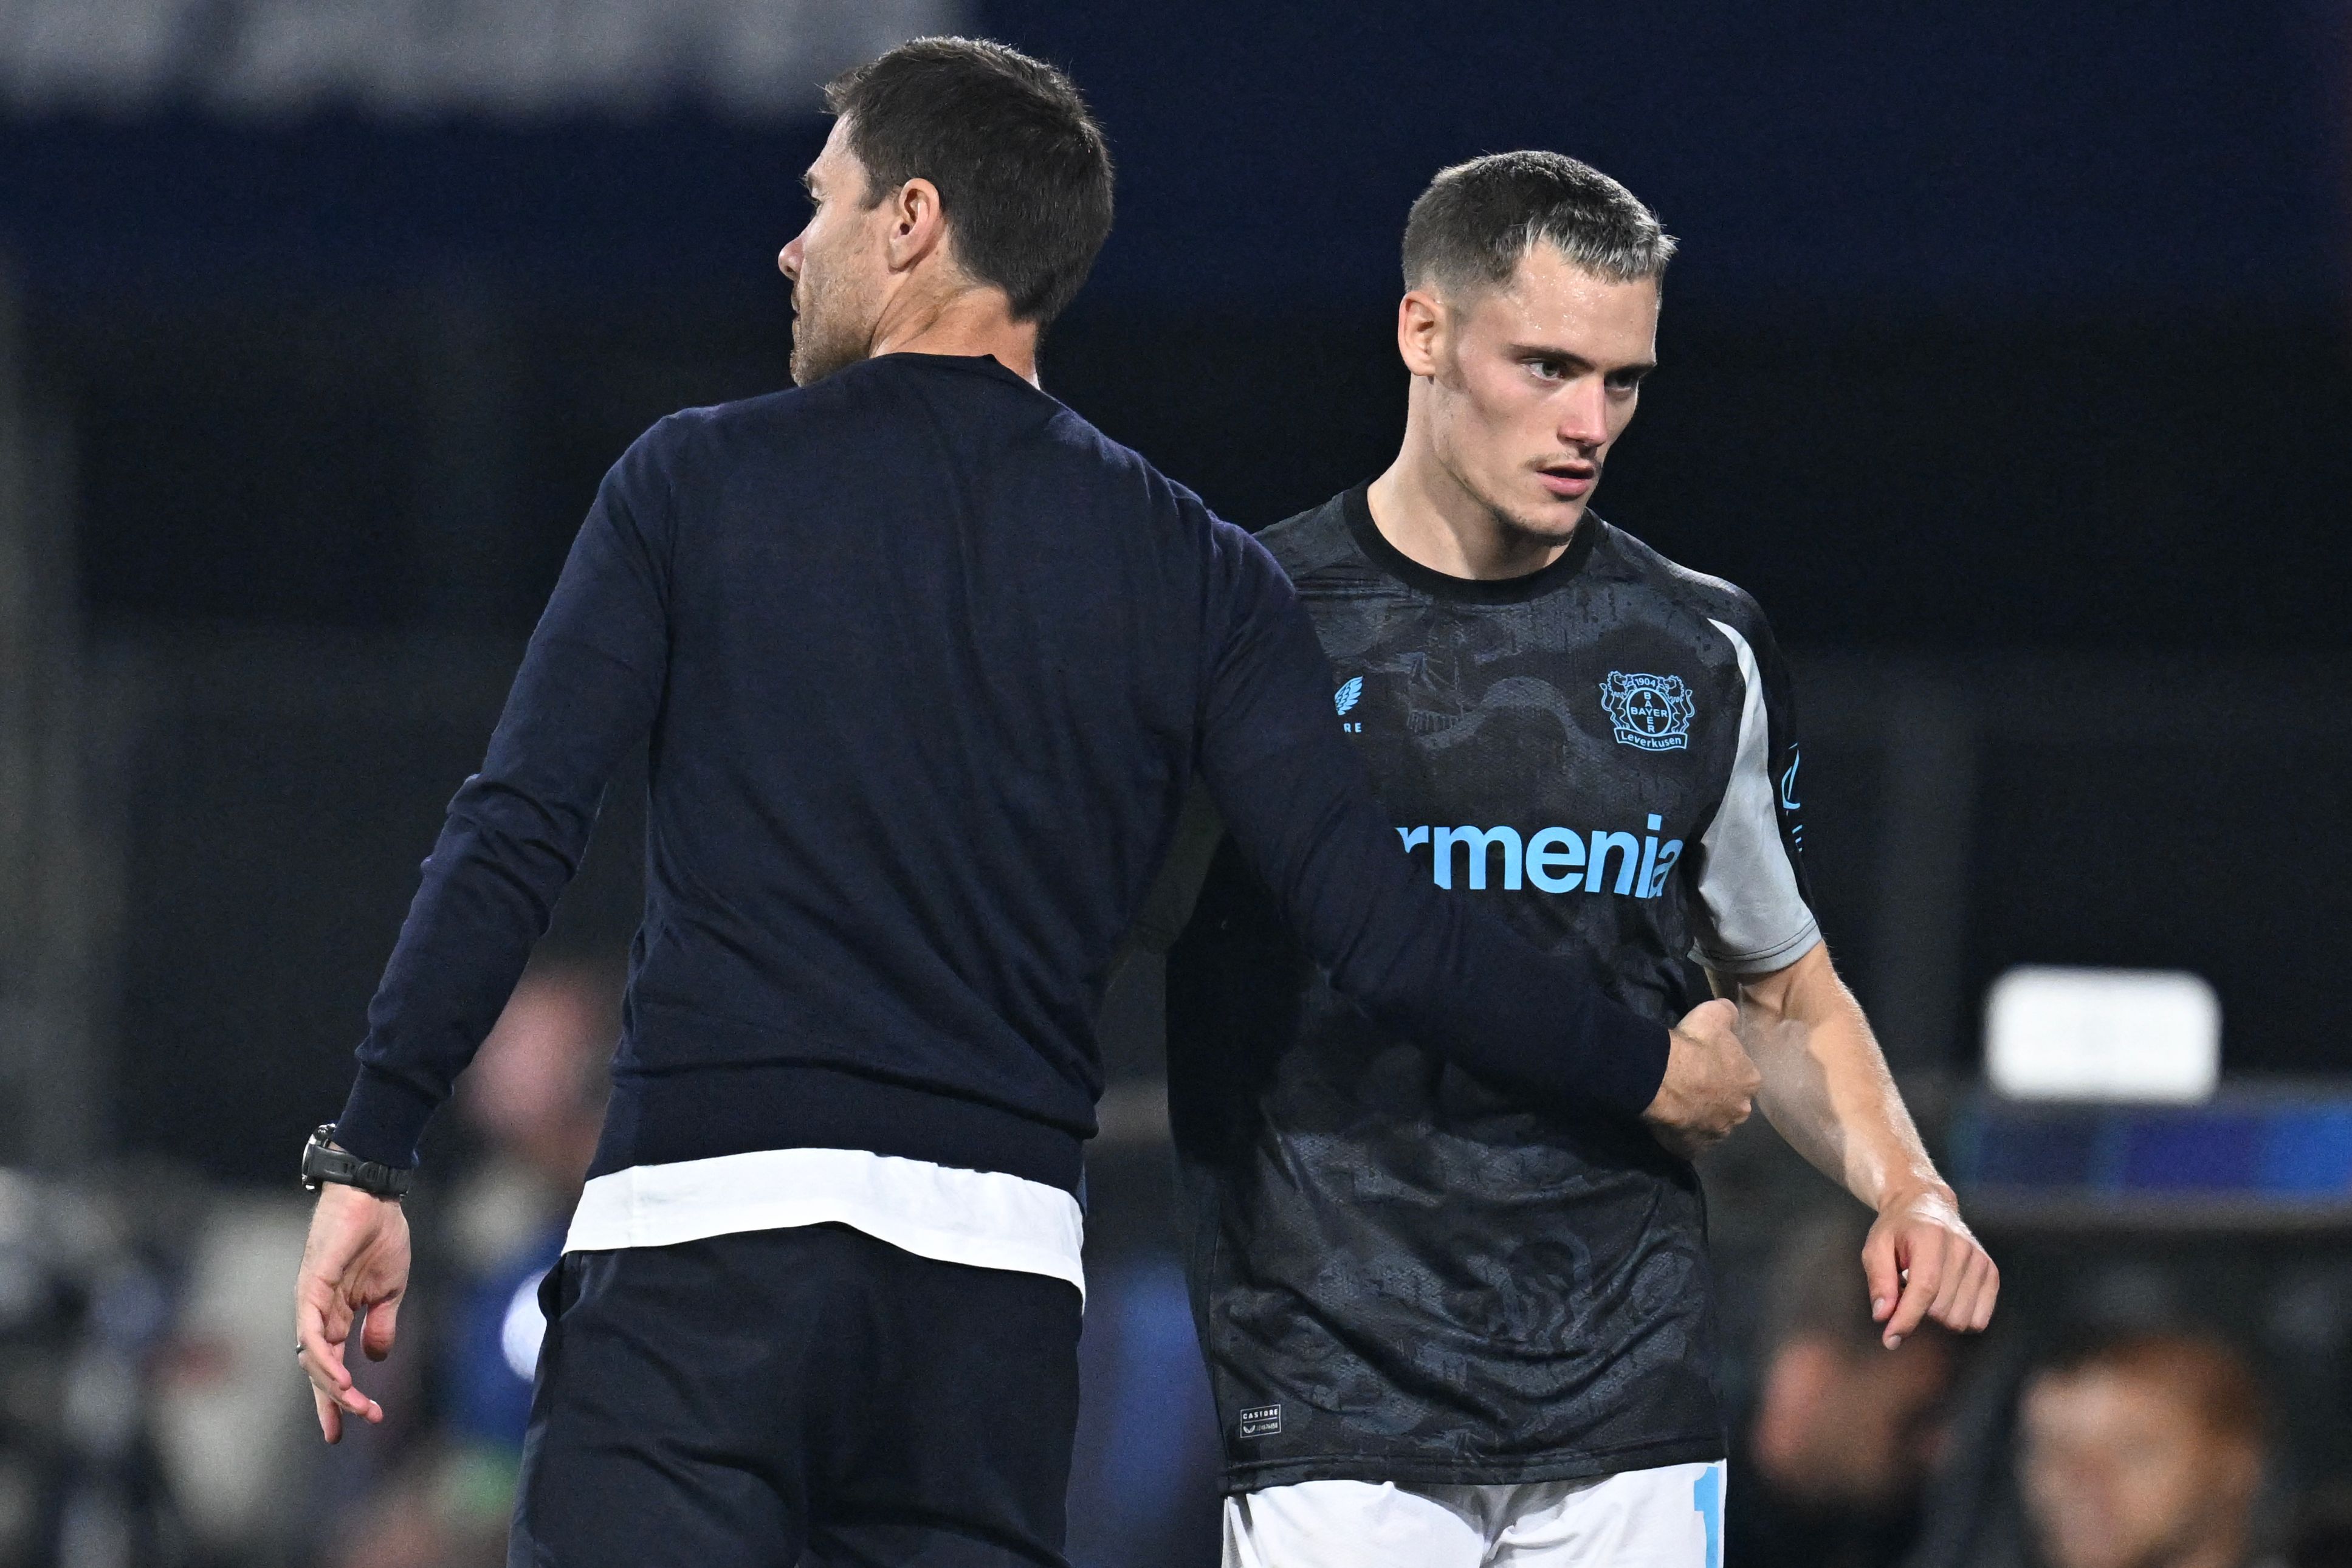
[1397,289,1445,379]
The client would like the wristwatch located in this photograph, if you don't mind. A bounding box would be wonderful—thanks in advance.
[299,1123,413,1200]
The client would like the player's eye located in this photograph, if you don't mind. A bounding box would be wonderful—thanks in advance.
[1527,359,1567,382]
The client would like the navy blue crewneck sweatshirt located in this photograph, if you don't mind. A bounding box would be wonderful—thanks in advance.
[336,354,1669,1190]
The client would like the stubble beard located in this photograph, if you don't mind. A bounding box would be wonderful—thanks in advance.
[1433,430,1591,551]
[788,267,879,387]
[1484,484,1587,549]
[1428,358,1592,549]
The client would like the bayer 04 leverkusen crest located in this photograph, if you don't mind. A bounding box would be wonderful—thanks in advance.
[1599,671,1696,751]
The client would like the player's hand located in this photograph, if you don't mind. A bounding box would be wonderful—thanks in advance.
[1864,1186,1998,1349]
[294,1177,411,1443]
[1643,999,1760,1159]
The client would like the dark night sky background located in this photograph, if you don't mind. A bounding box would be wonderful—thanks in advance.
[9,2,2347,306]
[8,0,2348,653]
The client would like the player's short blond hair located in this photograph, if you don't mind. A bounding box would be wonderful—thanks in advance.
[1403,151,1675,297]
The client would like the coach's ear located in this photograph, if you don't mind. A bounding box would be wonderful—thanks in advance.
[883,175,952,277]
[1396,289,1446,379]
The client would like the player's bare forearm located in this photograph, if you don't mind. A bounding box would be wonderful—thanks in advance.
[1724,941,1938,1209]
[1721,941,1998,1344]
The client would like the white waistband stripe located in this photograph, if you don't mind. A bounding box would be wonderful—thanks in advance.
[563,1146,1087,1298]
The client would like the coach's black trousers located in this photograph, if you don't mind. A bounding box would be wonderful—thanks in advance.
[509,1223,1082,1568]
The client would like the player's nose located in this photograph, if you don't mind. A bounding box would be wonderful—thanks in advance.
[1556,379,1609,450]
[779,233,804,281]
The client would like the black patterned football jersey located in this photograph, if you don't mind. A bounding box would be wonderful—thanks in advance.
[1159,484,1817,1493]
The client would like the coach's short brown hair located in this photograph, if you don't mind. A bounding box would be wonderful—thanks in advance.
[825,38,1113,327]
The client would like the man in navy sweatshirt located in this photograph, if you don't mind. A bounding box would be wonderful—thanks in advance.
[291,36,1758,1568]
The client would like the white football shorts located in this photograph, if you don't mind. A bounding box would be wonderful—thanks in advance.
[1222,1460,1727,1568]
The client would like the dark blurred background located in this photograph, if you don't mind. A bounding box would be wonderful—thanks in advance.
[1,2,2348,1566]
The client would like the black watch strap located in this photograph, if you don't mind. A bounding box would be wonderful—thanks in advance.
[300,1123,413,1199]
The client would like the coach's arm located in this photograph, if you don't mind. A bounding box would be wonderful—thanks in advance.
[1721,940,1998,1347]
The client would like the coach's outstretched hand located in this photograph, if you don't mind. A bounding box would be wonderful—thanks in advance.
[294,1179,411,1443]
[1864,1186,1998,1349]
[1643,999,1760,1159]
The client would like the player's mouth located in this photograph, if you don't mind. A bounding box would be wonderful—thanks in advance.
[1536,462,1597,499]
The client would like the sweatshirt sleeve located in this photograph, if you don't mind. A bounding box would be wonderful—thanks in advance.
[1191,518,1671,1119]
[333,425,676,1167]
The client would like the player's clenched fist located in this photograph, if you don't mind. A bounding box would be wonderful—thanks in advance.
[1643,999,1760,1158]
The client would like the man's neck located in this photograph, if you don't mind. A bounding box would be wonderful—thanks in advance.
[1366,443,1575,582]
[870,280,1040,384]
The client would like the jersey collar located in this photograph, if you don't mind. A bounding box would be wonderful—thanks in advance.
[1342,483,1601,605]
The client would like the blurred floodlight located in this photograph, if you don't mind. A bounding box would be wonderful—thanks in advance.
[1984,966,2220,1102]
[502,1269,549,1381]
[0,0,965,120]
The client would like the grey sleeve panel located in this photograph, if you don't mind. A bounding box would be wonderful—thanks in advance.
[1688,617,1821,975]
[1126,783,1227,958]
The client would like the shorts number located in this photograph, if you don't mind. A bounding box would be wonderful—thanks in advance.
[1691,1464,1722,1568]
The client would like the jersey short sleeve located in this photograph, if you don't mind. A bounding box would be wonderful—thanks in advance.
[1687,605,1819,975]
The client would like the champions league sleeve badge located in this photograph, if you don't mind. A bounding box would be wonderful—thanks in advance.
[1600,672,1697,751]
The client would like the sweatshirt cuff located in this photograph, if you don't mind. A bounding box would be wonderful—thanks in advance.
[335,1065,440,1170]
[1586,999,1673,1121]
